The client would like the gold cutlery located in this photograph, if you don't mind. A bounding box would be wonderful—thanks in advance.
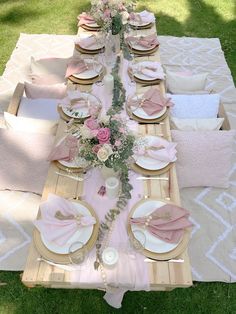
[144,258,184,263]
[136,176,169,181]
[55,172,84,181]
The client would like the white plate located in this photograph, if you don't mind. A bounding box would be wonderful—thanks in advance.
[131,200,180,253]
[41,201,94,254]
[133,61,162,81]
[77,34,104,51]
[135,135,169,170]
[72,59,102,80]
[61,93,99,119]
[131,94,167,120]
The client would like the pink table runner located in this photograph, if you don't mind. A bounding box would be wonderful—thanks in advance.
[70,169,150,308]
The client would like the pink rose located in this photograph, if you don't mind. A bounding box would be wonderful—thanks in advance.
[104,8,111,18]
[115,139,122,147]
[92,144,102,154]
[84,118,99,130]
[97,127,111,144]
[119,127,125,134]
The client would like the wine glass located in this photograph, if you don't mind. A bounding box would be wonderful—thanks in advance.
[69,241,88,264]
[93,55,104,86]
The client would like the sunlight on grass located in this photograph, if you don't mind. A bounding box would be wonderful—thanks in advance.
[137,0,190,23]
[204,0,235,22]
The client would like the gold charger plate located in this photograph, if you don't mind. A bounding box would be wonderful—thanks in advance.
[81,24,101,31]
[75,44,105,55]
[126,105,169,124]
[68,65,106,85]
[34,200,99,264]
[130,22,154,30]
[127,68,162,85]
[131,160,173,176]
[128,44,159,56]
[127,198,190,261]
[57,106,89,122]
[54,161,88,173]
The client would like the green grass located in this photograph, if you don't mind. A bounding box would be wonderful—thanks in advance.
[0,0,236,313]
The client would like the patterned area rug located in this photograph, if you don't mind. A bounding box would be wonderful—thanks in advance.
[0,34,235,281]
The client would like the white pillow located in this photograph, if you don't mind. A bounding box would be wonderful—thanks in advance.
[4,112,58,135]
[166,71,208,93]
[169,94,220,119]
[171,117,224,131]
[18,97,60,121]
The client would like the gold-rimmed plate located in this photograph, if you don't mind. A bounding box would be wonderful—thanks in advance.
[127,198,190,260]
[34,199,99,264]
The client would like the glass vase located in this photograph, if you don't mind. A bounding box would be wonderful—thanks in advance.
[105,31,120,67]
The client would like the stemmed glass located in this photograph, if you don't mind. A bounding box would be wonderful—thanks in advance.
[93,31,105,86]
[69,241,88,264]
[128,229,146,259]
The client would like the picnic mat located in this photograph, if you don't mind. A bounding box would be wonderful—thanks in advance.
[0,34,236,282]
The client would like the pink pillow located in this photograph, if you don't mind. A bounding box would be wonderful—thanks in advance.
[171,130,235,188]
[24,82,67,99]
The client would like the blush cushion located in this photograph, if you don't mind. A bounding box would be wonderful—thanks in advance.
[171,130,235,188]
[25,82,67,99]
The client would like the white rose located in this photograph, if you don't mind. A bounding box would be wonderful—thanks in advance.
[97,144,113,162]
[80,125,94,139]
[121,11,129,24]
[99,114,110,124]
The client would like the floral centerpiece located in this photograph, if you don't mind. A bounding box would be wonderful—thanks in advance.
[90,0,135,34]
[78,114,135,173]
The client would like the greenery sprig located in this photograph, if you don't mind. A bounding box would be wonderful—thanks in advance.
[107,56,126,116]
[94,57,134,270]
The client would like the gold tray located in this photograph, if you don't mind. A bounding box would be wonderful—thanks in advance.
[34,199,99,264]
[126,105,169,124]
[131,161,173,176]
[127,198,190,261]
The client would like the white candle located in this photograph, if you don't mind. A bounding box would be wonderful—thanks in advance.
[103,74,114,95]
[105,176,120,199]
[102,247,119,268]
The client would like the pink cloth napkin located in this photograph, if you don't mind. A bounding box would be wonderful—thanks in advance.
[129,10,155,24]
[128,87,173,116]
[34,194,96,246]
[129,61,165,80]
[130,204,193,243]
[65,59,92,78]
[75,35,98,49]
[47,134,78,161]
[127,33,159,48]
[136,136,177,163]
[77,12,96,26]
